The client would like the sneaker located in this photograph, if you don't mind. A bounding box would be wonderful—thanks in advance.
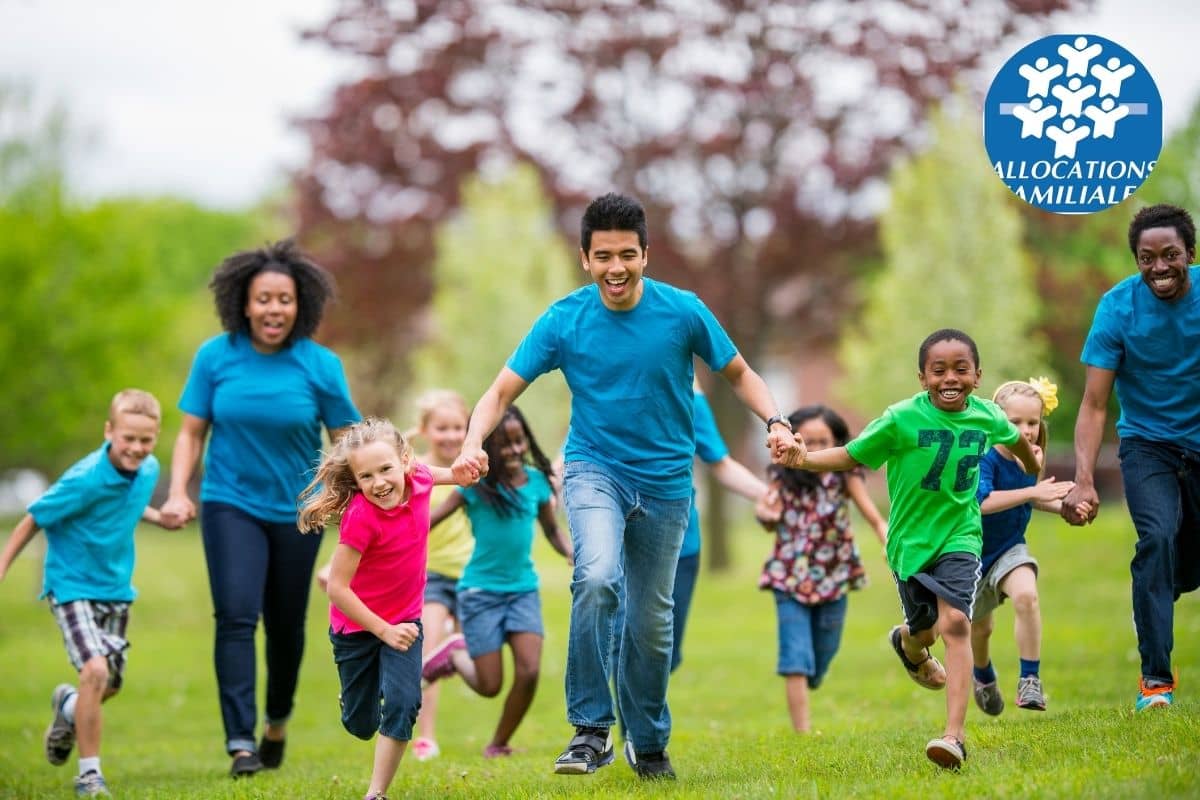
[363,794,388,800]
[925,736,967,770]
[973,678,1005,716]
[258,736,286,768]
[626,748,676,780]
[553,727,615,774]
[230,752,264,778]
[421,634,466,685]
[411,737,440,761]
[74,770,110,798]
[1135,677,1175,712]
[483,743,513,758]
[1016,675,1047,711]
[45,684,76,766]
[888,626,946,690]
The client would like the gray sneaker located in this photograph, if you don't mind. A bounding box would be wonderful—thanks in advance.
[973,679,1004,716]
[1016,675,1046,710]
[45,684,76,766]
[74,770,110,797]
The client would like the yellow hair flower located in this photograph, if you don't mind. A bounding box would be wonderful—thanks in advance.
[1028,376,1058,417]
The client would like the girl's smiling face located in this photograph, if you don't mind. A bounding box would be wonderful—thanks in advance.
[1000,393,1043,446]
[422,404,468,467]
[496,417,529,479]
[348,440,410,510]
[919,339,981,412]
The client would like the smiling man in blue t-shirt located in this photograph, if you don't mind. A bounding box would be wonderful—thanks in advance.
[452,193,803,780]
[1064,203,1200,713]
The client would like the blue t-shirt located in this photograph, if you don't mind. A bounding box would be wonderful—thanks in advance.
[179,333,361,522]
[976,447,1036,574]
[29,443,159,603]
[680,391,729,559]
[507,279,737,499]
[1081,266,1200,450]
[457,467,553,593]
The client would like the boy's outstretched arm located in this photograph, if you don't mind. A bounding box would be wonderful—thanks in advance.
[801,446,861,472]
[0,514,40,581]
[1008,436,1042,476]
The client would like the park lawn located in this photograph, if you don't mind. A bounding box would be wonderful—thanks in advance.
[0,508,1196,799]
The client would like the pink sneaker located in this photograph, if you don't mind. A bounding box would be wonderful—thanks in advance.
[411,737,440,761]
[421,633,466,684]
[483,743,513,758]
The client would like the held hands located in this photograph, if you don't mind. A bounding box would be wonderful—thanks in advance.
[159,494,196,529]
[378,621,420,651]
[1031,476,1074,504]
[452,448,488,486]
[754,487,783,528]
[1060,482,1100,526]
[768,429,807,469]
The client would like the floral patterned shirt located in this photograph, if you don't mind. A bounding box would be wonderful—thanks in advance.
[758,470,867,605]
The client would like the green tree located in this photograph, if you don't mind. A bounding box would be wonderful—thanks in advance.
[838,98,1047,417]
[404,164,576,447]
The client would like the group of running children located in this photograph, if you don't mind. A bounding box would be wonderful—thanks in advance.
[0,326,1078,796]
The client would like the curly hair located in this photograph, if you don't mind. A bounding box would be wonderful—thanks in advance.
[581,192,648,252]
[475,405,555,518]
[209,239,336,344]
[917,328,980,372]
[1127,204,1196,256]
[297,417,414,532]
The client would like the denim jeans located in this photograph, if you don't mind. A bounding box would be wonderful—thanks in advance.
[331,626,423,741]
[562,461,691,754]
[1118,438,1200,684]
[201,502,323,754]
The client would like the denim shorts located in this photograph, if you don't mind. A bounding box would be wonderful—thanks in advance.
[424,572,459,615]
[973,544,1038,619]
[330,625,423,741]
[458,588,543,658]
[774,591,848,688]
[894,552,982,634]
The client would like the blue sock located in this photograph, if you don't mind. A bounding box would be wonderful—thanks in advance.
[1020,658,1040,678]
[973,661,997,684]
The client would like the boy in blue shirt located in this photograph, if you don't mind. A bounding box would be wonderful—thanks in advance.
[453,193,803,780]
[0,389,171,797]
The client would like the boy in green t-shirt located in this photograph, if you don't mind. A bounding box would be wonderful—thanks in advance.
[790,329,1038,770]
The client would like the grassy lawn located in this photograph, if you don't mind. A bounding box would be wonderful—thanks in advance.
[0,508,1196,799]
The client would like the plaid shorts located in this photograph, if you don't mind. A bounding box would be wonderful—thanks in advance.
[48,595,131,690]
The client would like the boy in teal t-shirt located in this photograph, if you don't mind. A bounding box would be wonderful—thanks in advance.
[0,389,172,798]
[790,329,1038,771]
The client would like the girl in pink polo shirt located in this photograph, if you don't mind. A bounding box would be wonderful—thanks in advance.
[298,417,470,800]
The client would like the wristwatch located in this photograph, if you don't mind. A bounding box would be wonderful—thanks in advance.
[765,414,792,432]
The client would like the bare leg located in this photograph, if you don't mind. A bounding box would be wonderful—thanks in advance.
[784,675,810,733]
[74,656,112,760]
[367,734,406,798]
[415,602,453,742]
[450,648,501,697]
[999,566,1041,661]
[971,612,995,670]
[489,633,542,748]
[900,623,937,657]
[937,598,972,742]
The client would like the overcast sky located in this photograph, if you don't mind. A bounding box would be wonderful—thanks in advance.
[2,0,1196,209]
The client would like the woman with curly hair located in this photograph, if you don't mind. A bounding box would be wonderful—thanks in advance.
[160,240,361,777]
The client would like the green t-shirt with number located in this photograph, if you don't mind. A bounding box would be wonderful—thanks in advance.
[846,392,1020,581]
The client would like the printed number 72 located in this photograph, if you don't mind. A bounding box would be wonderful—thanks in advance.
[918,429,987,492]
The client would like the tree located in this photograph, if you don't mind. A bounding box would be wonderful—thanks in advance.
[837,97,1047,417]
[296,0,1076,565]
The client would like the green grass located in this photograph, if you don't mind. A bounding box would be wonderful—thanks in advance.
[1,509,1197,799]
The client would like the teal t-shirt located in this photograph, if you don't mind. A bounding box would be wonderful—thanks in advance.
[179,333,361,523]
[506,278,737,499]
[845,392,1020,580]
[29,443,159,603]
[681,390,729,558]
[457,466,553,593]
[1081,266,1200,450]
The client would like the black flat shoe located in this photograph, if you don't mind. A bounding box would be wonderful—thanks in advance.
[230,752,263,778]
[259,736,286,769]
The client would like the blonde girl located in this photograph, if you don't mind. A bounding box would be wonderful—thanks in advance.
[407,390,473,761]
[298,418,468,800]
[971,378,1078,716]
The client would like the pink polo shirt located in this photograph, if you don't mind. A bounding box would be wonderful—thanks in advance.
[330,463,433,634]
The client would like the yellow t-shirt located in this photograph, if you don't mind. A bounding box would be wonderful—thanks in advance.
[426,484,474,578]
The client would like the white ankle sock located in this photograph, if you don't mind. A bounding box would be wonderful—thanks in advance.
[62,690,79,725]
[78,756,101,776]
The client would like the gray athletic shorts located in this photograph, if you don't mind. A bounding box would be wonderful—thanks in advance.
[973,543,1038,620]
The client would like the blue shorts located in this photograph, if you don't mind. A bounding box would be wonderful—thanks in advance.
[774,591,847,688]
[424,572,459,615]
[330,625,423,741]
[458,589,543,658]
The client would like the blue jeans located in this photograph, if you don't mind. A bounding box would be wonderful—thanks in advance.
[562,461,691,754]
[201,502,323,754]
[773,591,848,689]
[1118,438,1200,684]
[331,626,423,741]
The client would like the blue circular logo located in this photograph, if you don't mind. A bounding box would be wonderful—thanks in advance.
[984,35,1161,214]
